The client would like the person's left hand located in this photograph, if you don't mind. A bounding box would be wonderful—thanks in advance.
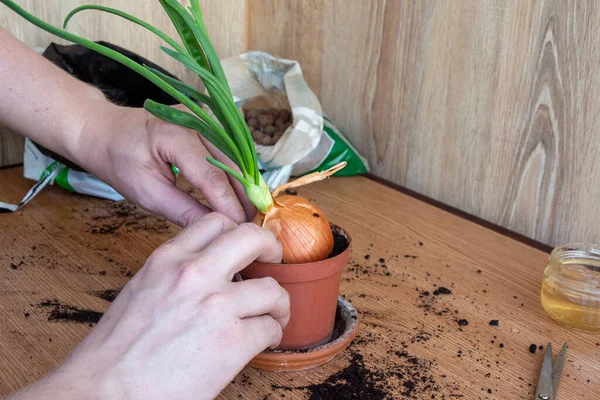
[73,100,255,227]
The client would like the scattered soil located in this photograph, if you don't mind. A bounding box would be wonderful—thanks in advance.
[87,201,171,236]
[90,289,121,303]
[434,287,452,295]
[37,299,103,324]
[529,344,538,354]
[272,344,451,399]
[410,329,432,344]
[303,351,389,399]
[244,108,292,146]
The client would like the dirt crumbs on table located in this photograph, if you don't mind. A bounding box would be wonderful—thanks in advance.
[36,299,103,324]
[529,344,538,354]
[433,287,452,295]
[85,201,172,236]
[301,351,388,399]
[90,289,121,303]
[272,346,456,399]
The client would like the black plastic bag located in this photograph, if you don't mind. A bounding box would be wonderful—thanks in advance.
[34,41,182,170]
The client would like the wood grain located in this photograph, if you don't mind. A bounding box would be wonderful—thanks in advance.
[0,125,24,167]
[247,0,600,247]
[0,0,245,166]
[3,0,600,247]
[1,167,598,399]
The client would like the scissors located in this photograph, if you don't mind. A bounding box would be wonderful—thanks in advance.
[534,343,568,400]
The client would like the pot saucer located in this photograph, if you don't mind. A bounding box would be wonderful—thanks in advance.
[249,297,359,371]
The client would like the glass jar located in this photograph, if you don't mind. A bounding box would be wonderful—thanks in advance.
[541,243,600,331]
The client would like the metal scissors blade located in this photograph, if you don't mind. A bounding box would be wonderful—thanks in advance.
[534,343,568,400]
[535,343,554,399]
[551,343,568,397]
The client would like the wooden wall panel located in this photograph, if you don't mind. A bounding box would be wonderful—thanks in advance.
[0,125,24,167]
[248,0,600,247]
[0,0,245,167]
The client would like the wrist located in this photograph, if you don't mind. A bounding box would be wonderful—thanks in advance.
[62,86,113,168]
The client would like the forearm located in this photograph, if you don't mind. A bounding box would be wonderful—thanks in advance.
[8,370,106,400]
[0,28,108,164]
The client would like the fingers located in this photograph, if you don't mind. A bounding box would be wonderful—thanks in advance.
[198,137,257,221]
[139,177,212,228]
[241,315,284,351]
[168,212,238,253]
[230,278,290,328]
[154,122,247,224]
[141,213,237,285]
[195,223,283,281]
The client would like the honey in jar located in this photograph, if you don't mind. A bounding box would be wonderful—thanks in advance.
[541,243,600,331]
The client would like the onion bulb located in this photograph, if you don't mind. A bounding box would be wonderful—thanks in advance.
[254,162,346,264]
[256,195,334,264]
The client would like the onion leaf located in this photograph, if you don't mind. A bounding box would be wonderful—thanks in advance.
[157,0,210,72]
[142,66,219,116]
[63,5,186,56]
[0,0,273,211]
[159,47,254,170]
[160,0,231,94]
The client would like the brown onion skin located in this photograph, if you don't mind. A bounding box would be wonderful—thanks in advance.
[256,195,334,264]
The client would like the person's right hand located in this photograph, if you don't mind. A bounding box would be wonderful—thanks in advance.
[12,213,289,400]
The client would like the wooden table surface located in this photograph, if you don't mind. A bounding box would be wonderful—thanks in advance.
[0,167,598,399]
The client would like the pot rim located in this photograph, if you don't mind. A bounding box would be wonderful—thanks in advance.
[255,223,351,267]
[241,224,351,283]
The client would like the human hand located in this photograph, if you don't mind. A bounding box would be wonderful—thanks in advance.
[0,30,251,225]
[12,213,289,400]
[73,100,255,226]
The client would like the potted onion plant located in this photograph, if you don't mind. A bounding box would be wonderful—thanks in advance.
[1,0,352,350]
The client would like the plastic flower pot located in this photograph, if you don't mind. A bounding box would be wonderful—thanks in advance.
[241,225,350,350]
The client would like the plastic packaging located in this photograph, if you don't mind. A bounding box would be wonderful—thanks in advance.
[222,51,369,190]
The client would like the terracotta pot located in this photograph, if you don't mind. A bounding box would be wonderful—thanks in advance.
[241,225,350,350]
